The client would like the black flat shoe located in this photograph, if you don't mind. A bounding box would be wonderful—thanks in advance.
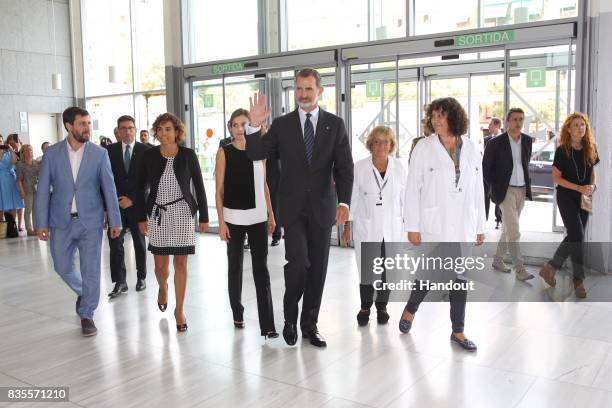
[450,333,477,352]
[399,308,413,334]
[157,284,168,312]
[263,331,279,339]
[271,239,280,247]
[376,309,390,324]
[356,309,370,326]
[234,321,245,329]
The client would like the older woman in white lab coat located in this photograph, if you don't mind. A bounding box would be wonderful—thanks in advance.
[400,97,486,352]
[342,126,407,326]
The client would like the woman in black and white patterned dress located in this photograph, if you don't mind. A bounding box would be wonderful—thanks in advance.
[136,113,208,332]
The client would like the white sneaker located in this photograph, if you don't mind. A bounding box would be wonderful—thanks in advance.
[492,258,511,273]
[516,268,534,281]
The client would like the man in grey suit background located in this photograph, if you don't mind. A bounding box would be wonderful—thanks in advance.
[35,107,122,337]
[246,68,354,348]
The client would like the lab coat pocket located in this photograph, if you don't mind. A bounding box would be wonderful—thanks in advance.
[421,207,441,235]
[353,217,371,242]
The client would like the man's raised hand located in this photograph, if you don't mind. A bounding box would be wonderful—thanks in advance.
[249,91,270,127]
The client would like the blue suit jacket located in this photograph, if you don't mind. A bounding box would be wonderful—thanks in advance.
[35,139,122,230]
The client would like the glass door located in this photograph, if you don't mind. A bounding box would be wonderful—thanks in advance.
[508,43,575,233]
[191,75,265,228]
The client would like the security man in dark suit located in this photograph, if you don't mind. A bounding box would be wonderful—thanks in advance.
[106,115,150,297]
[484,117,503,228]
[246,68,354,348]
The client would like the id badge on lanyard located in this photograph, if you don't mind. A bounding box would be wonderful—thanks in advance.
[373,169,388,206]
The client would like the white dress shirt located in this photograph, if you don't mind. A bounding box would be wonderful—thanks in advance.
[508,134,525,187]
[67,141,85,213]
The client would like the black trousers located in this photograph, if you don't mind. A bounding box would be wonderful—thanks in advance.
[108,207,147,283]
[269,184,282,241]
[226,221,276,334]
[283,202,332,333]
[360,241,390,310]
[551,189,589,280]
[405,278,467,333]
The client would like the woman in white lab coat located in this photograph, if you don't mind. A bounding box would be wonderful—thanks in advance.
[399,97,486,352]
[342,126,407,326]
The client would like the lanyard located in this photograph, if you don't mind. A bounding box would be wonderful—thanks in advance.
[372,169,389,202]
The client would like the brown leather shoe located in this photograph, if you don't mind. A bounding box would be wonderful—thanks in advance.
[573,279,587,299]
[539,262,557,287]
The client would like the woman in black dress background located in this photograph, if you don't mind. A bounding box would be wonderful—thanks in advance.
[539,112,598,298]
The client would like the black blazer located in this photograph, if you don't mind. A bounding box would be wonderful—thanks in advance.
[135,146,209,223]
[245,108,353,228]
[483,132,533,204]
[107,141,150,202]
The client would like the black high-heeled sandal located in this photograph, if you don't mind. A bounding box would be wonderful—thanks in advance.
[175,310,187,332]
[157,284,168,312]
[234,321,245,329]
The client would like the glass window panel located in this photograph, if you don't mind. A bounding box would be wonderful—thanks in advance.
[133,0,165,92]
[470,74,504,144]
[397,80,419,159]
[192,79,223,226]
[86,95,135,143]
[187,0,258,63]
[287,0,368,51]
[429,77,469,111]
[134,93,167,134]
[481,0,577,28]
[371,0,406,40]
[350,64,397,162]
[413,0,478,36]
[82,0,133,96]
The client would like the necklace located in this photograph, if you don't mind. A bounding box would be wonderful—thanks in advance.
[571,149,587,183]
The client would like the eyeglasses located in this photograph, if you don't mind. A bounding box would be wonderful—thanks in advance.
[372,139,391,145]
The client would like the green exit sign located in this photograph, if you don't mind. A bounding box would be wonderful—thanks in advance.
[212,62,245,75]
[203,94,214,108]
[527,68,546,88]
[455,30,515,47]
[366,80,381,98]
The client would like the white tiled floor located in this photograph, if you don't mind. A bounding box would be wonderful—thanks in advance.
[1,231,611,408]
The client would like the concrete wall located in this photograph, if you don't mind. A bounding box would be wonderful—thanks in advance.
[0,0,74,141]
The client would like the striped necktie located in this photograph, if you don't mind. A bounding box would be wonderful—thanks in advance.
[304,113,315,164]
[124,144,131,172]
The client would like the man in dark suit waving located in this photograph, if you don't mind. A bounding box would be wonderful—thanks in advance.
[106,115,150,297]
[246,68,354,347]
[483,108,534,282]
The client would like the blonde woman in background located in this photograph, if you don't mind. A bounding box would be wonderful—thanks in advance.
[16,144,39,236]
